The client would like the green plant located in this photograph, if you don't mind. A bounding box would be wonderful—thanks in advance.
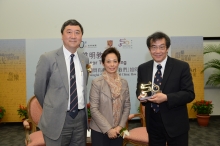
[0,106,6,119]
[201,44,220,87]
[17,104,28,119]
[191,100,213,115]
[119,127,129,138]
[87,103,91,118]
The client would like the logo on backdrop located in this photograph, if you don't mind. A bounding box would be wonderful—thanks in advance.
[174,50,197,77]
[105,40,115,49]
[118,38,132,49]
[80,41,87,48]
[80,41,97,49]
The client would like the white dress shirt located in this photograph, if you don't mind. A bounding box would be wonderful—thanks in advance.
[63,46,85,110]
[152,56,167,89]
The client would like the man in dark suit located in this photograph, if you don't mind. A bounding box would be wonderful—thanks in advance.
[34,19,89,146]
[136,32,195,146]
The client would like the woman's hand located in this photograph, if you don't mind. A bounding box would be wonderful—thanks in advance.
[114,126,122,134]
[107,128,118,139]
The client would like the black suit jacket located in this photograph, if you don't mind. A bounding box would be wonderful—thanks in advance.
[136,56,195,137]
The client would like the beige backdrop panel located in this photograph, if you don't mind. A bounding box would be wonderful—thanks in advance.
[171,37,204,118]
[0,39,26,122]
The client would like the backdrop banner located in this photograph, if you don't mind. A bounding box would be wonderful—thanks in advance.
[0,39,26,122]
[170,36,204,118]
[0,36,203,122]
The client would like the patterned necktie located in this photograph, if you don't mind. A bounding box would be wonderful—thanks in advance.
[151,64,162,113]
[69,54,78,118]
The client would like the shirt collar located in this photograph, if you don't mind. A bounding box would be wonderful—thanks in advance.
[153,56,167,69]
[62,45,79,60]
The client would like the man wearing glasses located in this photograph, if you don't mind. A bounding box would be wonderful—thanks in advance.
[136,32,195,146]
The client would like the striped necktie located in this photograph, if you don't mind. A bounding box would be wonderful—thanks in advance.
[151,64,162,113]
[69,54,78,118]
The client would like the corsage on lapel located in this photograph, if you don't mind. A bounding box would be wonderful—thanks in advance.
[86,64,92,74]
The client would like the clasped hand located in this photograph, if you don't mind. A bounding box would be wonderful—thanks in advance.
[107,126,122,139]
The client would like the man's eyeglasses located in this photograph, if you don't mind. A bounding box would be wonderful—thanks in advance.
[150,45,166,51]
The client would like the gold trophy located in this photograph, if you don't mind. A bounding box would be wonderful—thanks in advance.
[139,82,160,101]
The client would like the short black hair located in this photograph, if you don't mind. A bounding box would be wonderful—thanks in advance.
[61,19,84,35]
[101,47,121,64]
[146,32,170,49]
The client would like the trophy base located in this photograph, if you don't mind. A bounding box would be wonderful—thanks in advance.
[140,96,152,101]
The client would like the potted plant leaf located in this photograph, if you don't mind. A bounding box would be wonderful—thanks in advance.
[201,44,220,87]
[0,106,6,122]
[17,104,28,121]
[191,100,213,126]
[87,103,91,124]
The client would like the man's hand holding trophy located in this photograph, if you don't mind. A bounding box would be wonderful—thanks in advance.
[139,81,160,101]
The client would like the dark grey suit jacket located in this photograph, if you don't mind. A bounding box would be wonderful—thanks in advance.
[34,47,89,140]
[136,56,195,137]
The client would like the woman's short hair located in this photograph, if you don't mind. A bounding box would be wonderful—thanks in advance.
[101,47,121,64]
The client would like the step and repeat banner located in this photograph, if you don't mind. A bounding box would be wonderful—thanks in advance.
[0,36,203,122]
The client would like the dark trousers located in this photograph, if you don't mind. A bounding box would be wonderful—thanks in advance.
[91,129,123,146]
[148,109,188,146]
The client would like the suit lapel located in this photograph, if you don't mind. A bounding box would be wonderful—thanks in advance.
[78,52,87,83]
[56,48,69,94]
[146,61,154,96]
[120,80,127,96]
[147,61,154,84]
[161,56,173,90]
[101,79,112,99]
